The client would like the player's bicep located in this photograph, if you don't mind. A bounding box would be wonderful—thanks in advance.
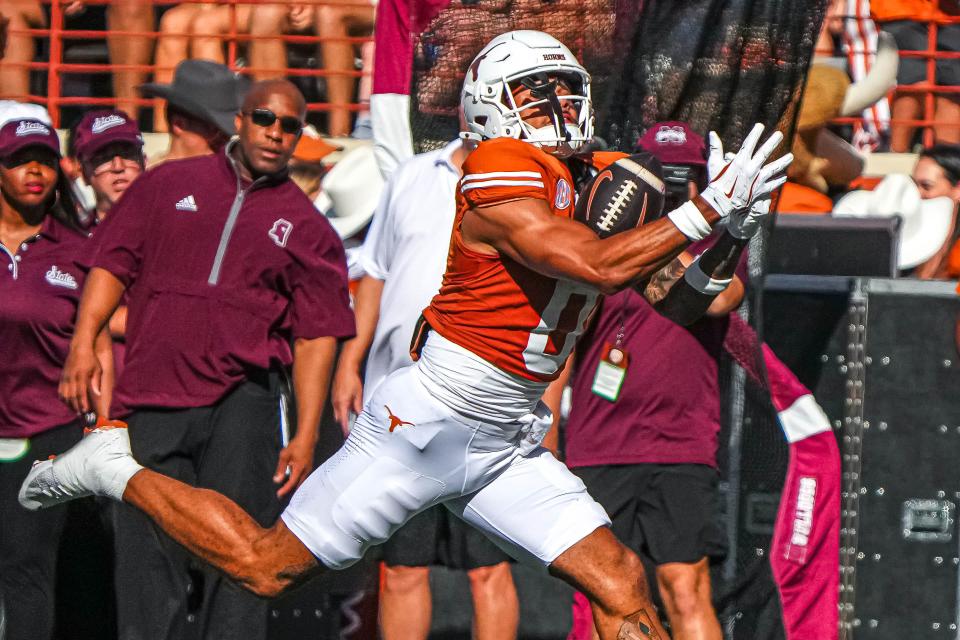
[462,199,604,282]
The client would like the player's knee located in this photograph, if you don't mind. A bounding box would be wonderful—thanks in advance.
[382,565,430,594]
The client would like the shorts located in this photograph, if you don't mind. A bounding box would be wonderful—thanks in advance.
[573,464,727,566]
[880,20,960,87]
[281,365,610,570]
[381,504,512,570]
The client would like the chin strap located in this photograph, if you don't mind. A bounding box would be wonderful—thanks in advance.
[520,73,572,143]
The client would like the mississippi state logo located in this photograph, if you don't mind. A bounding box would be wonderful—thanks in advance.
[16,121,50,137]
[45,265,78,289]
[268,218,293,248]
[555,178,571,210]
[91,114,127,133]
[654,125,687,145]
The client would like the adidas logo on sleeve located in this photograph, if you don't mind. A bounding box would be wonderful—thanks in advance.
[175,195,198,212]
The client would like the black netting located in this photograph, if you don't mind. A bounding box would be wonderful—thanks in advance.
[409,0,827,154]
[407,2,827,636]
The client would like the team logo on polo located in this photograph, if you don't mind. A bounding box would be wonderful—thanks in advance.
[555,178,571,209]
[268,218,293,248]
[45,265,78,289]
[16,121,50,137]
[91,114,127,134]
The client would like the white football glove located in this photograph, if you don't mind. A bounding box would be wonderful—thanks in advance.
[700,123,793,219]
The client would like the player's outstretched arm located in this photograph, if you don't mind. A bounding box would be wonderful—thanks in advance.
[462,124,789,294]
[123,469,321,598]
[461,196,712,294]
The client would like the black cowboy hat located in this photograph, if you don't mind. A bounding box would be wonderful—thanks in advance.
[139,60,250,136]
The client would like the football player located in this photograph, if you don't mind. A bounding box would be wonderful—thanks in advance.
[21,30,791,640]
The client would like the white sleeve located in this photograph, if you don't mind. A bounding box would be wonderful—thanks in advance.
[358,173,397,281]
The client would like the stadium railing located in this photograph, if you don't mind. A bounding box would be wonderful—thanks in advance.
[1,0,372,128]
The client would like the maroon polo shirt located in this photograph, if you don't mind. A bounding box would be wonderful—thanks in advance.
[565,238,747,469]
[0,216,91,438]
[92,143,355,415]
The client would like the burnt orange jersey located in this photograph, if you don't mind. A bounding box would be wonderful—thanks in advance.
[422,139,623,382]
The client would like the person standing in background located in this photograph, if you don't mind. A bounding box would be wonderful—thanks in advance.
[59,80,354,640]
[139,59,248,165]
[0,118,113,640]
[73,109,145,224]
[554,122,745,640]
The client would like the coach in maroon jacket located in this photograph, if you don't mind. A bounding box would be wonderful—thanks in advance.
[60,80,355,639]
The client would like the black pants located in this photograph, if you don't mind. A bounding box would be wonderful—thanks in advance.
[114,377,286,640]
[0,421,83,640]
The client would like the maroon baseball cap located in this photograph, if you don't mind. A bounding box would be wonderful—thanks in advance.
[635,121,707,167]
[0,119,61,159]
[73,110,143,161]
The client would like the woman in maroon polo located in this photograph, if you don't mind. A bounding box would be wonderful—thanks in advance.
[0,118,114,640]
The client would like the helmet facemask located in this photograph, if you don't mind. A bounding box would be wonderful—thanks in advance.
[502,71,592,157]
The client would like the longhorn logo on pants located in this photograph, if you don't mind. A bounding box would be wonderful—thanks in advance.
[385,406,415,432]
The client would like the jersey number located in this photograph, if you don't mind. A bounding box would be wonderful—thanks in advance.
[522,280,599,376]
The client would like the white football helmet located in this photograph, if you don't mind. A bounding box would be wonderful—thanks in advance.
[461,30,593,157]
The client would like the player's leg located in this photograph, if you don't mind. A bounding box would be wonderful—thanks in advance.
[571,465,648,639]
[550,528,669,639]
[122,467,320,597]
[21,366,481,598]
[378,508,440,640]
[447,449,669,640]
[638,465,725,640]
[19,415,320,602]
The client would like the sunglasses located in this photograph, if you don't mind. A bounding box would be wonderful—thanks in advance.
[245,109,303,135]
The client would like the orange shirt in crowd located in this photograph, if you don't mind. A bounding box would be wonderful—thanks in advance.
[777,182,833,214]
[871,0,957,22]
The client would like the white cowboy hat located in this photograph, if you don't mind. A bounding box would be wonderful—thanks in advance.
[315,144,384,240]
[834,173,955,269]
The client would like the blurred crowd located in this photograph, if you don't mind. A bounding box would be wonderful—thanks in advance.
[0,0,374,137]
